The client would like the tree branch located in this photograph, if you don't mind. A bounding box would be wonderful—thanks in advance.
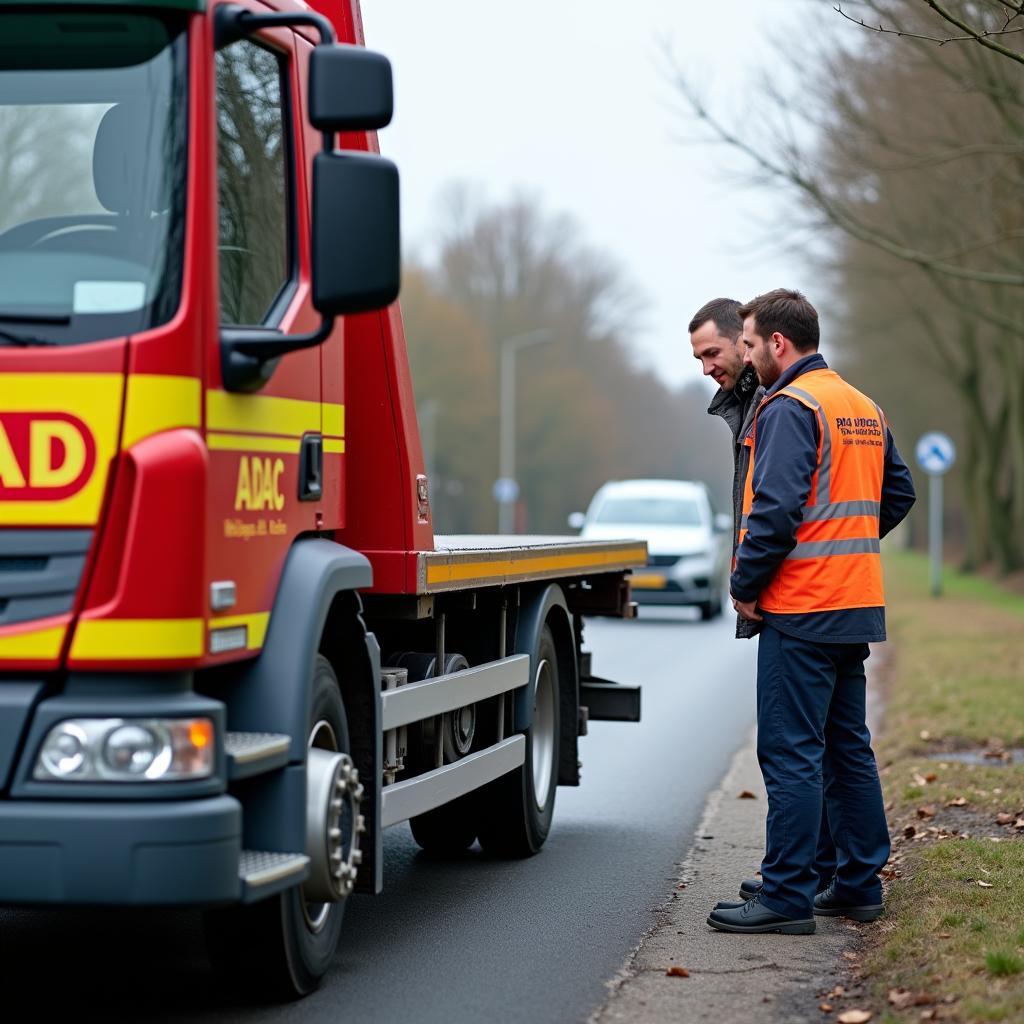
[672,70,1024,287]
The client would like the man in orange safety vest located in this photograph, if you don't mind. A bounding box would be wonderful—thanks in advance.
[707,289,916,935]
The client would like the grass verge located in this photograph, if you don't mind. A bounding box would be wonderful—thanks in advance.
[862,550,1024,1023]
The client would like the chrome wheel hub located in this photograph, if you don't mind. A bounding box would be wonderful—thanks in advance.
[302,722,365,931]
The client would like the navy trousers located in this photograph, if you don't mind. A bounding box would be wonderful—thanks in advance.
[755,625,890,919]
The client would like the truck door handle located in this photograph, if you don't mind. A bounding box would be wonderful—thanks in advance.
[299,433,323,502]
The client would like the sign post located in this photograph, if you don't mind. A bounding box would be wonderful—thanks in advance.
[915,431,956,597]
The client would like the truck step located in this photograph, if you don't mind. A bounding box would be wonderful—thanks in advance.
[225,731,291,780]
[239,850,310,903]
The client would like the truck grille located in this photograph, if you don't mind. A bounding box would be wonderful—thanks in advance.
[0,530,93,627]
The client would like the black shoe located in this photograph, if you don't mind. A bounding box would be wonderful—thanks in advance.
[813,879,883,922]
[707,895,815,934]
[739,878,762,900]
[714,899,747,910]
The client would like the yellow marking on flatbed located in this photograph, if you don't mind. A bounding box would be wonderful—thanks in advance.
[424,545,648,587]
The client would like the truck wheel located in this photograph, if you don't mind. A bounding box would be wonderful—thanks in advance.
[476,623,560,858]
[205,655,358,999]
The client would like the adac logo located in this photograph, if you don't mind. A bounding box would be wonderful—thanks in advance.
[0,413,96,501]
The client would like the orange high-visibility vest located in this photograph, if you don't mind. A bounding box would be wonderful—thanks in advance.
[738,368,886,614]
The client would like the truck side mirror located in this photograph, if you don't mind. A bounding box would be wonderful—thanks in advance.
[309,44,393,131]
[312,150,400,316]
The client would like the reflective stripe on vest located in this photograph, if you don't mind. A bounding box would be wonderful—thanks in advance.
[737,368,886,613]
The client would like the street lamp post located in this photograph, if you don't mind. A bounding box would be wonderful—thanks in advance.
[496,328,551,534]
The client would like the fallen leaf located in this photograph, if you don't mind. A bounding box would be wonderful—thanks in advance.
[917,805,937,819]
[737,790,757,799]
[937,932,951,938]
[919,1011,937,1021]
[820,1005,833,1014]
[842,951,859,961]
[903,824,917,839]
[837,1011,873,1024]
[925,772,938,782]
[996,812,1014,825]
[889,989,915,1009]
[920,730,931,740]
[1014,819,1024,829]
[665,966,689,978]
[913,772,928,787]
[946,797,968,807]
[831,985,846,998]
[978,880,994,888]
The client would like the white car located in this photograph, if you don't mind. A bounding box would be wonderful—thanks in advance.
[569,479,731,619]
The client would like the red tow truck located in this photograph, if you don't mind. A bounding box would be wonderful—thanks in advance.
[0,0,644,997]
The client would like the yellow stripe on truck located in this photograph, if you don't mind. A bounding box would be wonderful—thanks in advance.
[207,391,344,440]
[70,618,205,660]
[0,624,66,660]
[122,375,202,448]
[207,433,301,454]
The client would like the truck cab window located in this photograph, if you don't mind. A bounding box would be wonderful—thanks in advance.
[216,39,292,327]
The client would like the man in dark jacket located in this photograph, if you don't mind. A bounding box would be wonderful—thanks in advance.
[708,289,916,935]
[689,298,763,639]
[691,295,838,906]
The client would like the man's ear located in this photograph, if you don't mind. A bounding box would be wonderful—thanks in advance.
[771,331,786,355]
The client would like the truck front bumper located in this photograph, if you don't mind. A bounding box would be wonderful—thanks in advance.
[0,794,241,906]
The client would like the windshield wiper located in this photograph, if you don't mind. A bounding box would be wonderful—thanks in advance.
[0,327,59,347]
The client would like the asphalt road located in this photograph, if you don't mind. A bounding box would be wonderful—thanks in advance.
[0,607,757,1022]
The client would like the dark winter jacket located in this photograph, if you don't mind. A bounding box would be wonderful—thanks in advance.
[707,364,765,639]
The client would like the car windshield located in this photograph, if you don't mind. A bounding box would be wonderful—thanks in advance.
[0,12,187,345]
[593,496,703,526]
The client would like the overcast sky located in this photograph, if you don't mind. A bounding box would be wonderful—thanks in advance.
[360,1,826,390]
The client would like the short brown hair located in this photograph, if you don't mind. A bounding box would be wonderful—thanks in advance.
[687,297,741,339]
[738,289,819,353]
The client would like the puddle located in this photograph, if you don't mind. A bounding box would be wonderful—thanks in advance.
[927,748,1024,766]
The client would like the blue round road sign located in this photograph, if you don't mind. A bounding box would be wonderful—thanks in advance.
[915,431,956,476]
[492,477,520,503]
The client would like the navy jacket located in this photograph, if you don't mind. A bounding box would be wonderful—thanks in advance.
[729,354,916,643]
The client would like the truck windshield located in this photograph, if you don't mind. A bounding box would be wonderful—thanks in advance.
[0,12,187,345]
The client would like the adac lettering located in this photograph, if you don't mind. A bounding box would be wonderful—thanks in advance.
[0,413,96,500]
[234,455,286,512]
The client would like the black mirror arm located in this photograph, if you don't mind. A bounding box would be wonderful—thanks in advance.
[215,5,336,49]
[220,319,334,393]
[214,5,337,152]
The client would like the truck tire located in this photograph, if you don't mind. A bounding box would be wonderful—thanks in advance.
[205,655,353,999]
[476,623,560,858]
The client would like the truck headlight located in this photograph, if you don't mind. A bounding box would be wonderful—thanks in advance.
[33,718,215,782]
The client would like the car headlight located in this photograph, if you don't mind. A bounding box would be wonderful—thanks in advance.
[34,718,215,782]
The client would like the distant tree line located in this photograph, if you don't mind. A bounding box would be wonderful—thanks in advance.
[673,0,1024,573]
[401,189,730,535]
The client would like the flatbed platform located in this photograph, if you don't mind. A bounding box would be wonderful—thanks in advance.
[417,535,647,594]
